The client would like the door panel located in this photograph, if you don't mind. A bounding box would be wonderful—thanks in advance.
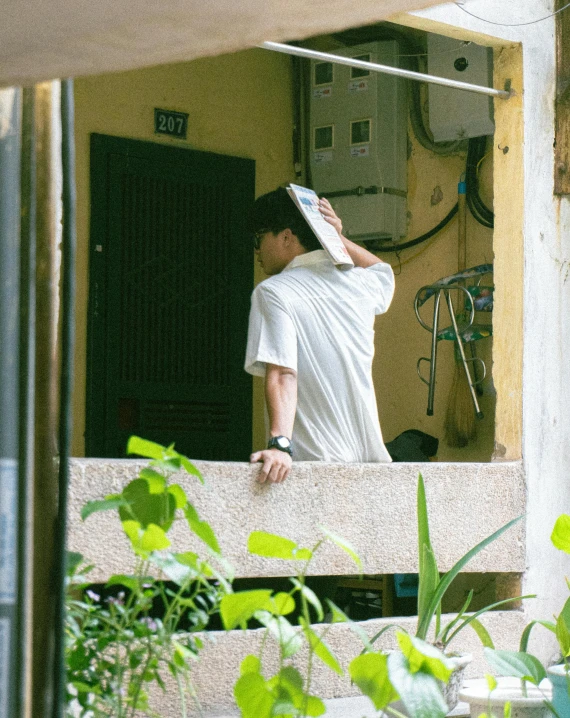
[86,134,254,460]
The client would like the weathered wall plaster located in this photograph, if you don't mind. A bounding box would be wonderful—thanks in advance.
[68,459,525,582]
[0,0,445,87]
[399,0,569,665]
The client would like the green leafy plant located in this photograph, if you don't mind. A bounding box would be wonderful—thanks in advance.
[65,436,231,718]
[369,474,528,654]
[226,528,455,718]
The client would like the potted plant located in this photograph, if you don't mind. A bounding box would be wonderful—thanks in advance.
[66,436,231,718]
[225,527,458,718]
[363,473,528,712]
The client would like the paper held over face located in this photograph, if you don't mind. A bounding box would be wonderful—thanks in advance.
[287,184,354,268]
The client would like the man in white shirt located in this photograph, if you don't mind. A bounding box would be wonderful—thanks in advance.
[245,187,395,483]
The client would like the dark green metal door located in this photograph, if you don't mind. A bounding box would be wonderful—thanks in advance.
[86,134,254,459]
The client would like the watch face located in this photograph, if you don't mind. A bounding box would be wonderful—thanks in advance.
[276,436,290,449]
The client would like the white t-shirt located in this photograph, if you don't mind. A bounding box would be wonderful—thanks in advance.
[244,250,395,462]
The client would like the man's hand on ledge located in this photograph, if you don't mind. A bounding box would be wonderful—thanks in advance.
[250,448,292,484]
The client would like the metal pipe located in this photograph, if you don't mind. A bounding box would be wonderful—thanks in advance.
[0,86,22,718]
[31,80,61,718]
[52,78,76,718]
[261,41,511,99]
[18,86,36,718]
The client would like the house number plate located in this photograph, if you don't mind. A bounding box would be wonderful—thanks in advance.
[154,108,188,139]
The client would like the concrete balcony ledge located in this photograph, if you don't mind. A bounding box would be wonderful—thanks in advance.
[143,611,526,714]
[68,459,525,581]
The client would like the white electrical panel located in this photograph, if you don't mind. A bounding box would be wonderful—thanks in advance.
[427,34,495,141]
[309,41,408,241]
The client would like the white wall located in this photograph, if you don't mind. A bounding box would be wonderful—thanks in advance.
[405,0,568,663]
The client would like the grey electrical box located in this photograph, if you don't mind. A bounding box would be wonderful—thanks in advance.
[309,41,408,241]
[427,34,495,141]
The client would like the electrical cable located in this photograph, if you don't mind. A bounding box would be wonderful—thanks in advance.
[455,1,570,27]
[370,202,458,252]
[465,136,494,228]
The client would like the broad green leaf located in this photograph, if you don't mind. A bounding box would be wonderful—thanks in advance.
[299,617,343,675]
[552,515,570,554]
[396,632,454,682]
[81,496,127,521]
[519,620,556,653]
[255,611,303,658]
[173,551,213,577]
[140,524,170,552]
[556,597,570,657]
[149,552,197,585]
[106,574,144,593]
[127,436,165,459]
[220,590,273,630]
[484,648,546,685]
[119,478,176,530]
[417,514,524,640]
[388,651,448,718]
[326,600,373,651]
[247,531,312,561]
[319,526,362,572]
[271,668,325,716]
[291,578,323,621]
[140,468,167,493]
[240,655,261,675]
[167,484,187,509]
[234,672,273,718]
[271,592,296,615]
[178,455,204,483]
[185,503,221,554]
[349,653,398,710]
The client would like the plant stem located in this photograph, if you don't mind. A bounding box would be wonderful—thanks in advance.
[175,669,188,718]
[385,707,408,718]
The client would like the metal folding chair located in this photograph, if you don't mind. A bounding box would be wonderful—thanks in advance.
[414,263,493,419]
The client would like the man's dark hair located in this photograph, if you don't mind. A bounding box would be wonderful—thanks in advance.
[249,186,322,252]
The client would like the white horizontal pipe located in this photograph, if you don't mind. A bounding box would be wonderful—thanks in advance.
[261,41,510,99]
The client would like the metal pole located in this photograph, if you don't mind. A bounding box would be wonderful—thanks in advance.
[261,41,511,99]
[18,86,37,718]
[52,78,76,718]
[0,86,22,718]
[31,81,61,718]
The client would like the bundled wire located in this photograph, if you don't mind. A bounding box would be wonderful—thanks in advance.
[466,136,494,228]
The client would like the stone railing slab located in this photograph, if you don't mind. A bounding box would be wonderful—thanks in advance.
[68,459,525,581]
[144,610,526,714]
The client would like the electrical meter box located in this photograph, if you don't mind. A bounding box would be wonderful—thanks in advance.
[427,34,494,141]
[309,41,407,242]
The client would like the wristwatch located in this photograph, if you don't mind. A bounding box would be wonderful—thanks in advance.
[267,435,293,457]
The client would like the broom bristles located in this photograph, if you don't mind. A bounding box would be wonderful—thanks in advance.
[445,362,476,447]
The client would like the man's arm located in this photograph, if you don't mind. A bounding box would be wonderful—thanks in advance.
[250,363,296,483]
[319,197,385,268]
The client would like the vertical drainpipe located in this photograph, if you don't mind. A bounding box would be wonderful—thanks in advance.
[31,81,62,718]
[0,87,22,718]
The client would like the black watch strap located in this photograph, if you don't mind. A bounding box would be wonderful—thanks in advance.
[267,435,293,456]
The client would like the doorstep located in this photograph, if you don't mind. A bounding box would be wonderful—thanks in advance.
[203,696,471,717]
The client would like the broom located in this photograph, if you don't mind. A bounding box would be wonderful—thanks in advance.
[444,177,476,448]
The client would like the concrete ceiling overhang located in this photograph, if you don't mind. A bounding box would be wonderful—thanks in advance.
[1,0,446,87]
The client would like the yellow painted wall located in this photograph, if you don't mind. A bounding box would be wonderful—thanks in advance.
[72,48,296,456]
[73,45,495,461]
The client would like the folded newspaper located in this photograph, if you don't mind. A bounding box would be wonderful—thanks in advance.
[287,184,354,268]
